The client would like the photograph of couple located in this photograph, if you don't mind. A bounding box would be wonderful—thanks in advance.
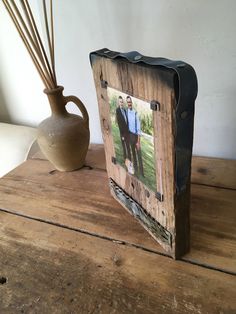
[108,87,156,192]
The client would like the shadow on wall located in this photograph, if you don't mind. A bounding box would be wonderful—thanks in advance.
[0,83,11,123]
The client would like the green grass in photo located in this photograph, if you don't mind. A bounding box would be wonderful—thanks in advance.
[111,122,156,192]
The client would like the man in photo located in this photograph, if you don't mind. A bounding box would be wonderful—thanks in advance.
[126,96,144,177]
[116,96,131,163]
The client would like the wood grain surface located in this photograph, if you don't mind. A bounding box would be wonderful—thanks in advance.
[0,211,235,314]
[191,155,236,190]
[31,144,236,190]
[0,145,236,313]
[91,56,189,257]
[0,157,235,274]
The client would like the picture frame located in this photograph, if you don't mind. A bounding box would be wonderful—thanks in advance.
[90,48,198,258]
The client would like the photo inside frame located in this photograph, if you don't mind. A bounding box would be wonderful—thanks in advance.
[107,86,157,193]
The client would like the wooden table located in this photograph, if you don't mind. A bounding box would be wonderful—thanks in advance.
[0,144,235,313]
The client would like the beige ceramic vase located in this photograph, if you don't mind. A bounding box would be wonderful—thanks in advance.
[37,86,90,171]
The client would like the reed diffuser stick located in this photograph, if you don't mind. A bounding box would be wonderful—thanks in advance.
[2,0,53,89]
[10,0,52,86]
[20,0,55,84]
[3,0,57,89]
[23,0,57,86]
[50,0,57,85]
[42,0,55,82]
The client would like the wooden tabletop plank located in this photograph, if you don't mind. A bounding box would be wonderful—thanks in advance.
[0,211,235,314]
[0,161,159,252]
[0,159,235,274]
[31,143,107,171]
[191,155,236,190]
[185,184,236,272]
[31,143,236,190]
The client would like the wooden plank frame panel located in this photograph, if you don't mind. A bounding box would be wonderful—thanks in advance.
[90,49,198,258]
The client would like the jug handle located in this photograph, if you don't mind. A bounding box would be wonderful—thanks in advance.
[64,95,89,127]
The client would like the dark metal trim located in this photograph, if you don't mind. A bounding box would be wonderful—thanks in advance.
[150,100,160,111]
[156,192,164,202]
[111,156,116,164]
[101,80,108,88]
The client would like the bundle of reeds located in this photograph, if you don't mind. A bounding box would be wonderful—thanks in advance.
[3,0,57,90]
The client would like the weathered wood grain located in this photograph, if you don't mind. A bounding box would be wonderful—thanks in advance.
[31,143,106,170]
[191,156,236,190]
[186,184,236,272]
[0,160,160,251]
[0,159,235,273]
[31,144,236,190]
[0,211,235,314]
[91,56,190,257]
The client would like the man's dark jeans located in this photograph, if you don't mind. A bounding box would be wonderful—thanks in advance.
[121,133,131,161]
[129,132,144,176]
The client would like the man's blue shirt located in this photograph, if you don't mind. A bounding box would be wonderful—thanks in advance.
[127,108,141,135]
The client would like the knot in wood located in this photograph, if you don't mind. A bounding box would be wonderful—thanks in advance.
[112,254,122,266]
[102,118,109,132]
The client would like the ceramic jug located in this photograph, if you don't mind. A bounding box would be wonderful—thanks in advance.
[37,86,90,171]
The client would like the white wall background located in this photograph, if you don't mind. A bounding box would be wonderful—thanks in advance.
[0,0,236,159]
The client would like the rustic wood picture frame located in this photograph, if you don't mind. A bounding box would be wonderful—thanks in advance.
[90,48,197,258]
